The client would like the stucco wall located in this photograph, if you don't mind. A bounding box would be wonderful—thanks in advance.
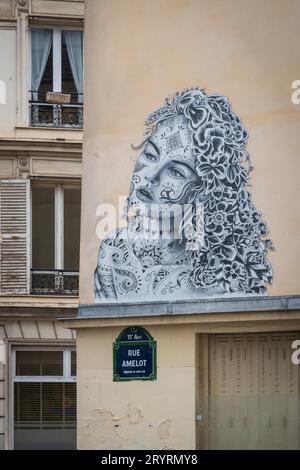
[0,28,16,137]
[81,0,300,303]
[74,311,300,450]
[77,325,196,449]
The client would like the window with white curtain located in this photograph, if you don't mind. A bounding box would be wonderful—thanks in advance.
[30,28,84,127]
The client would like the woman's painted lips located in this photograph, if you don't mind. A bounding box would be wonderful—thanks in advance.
[136,186,154,202]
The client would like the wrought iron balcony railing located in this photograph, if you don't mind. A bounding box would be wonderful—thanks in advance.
[31,269,79,296]
[29,91,83,128]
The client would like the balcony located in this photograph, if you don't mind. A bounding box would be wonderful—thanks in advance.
[29,91,83,128]
[31,269,79,296]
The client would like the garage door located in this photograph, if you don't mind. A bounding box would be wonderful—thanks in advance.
[199,332,300,449]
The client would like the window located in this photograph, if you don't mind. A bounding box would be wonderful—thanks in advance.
[30,28,83,128]
[32,187,55,270]
[31,184,81,295]
[13,348,76,450]
[15,351,63,376]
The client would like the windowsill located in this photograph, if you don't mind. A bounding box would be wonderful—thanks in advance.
[0,295,78,308]
[21,126,83,131]
[15,126,83,142]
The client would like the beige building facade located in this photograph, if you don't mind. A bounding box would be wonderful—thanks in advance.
[64,0,300,450]
[0,0,84,449]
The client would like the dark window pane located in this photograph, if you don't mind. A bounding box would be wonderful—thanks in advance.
[71,351,76,376]
[61,32,77,98]
[42,383,63,425]
[61,106,82,126]
[64,383,77,423]
[64,188,81,271]
[32,187,55,270]
[14,382,76,427]
[63,273,79,294]
[31,272,56,293]
[14,383,41,427]
[31,29,53,100]
[31,104,54,126]
[37,43,53,100]
[16,351,63,376]
[14,382,76,449]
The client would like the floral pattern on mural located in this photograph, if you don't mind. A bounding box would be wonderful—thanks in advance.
[95,88,274,301]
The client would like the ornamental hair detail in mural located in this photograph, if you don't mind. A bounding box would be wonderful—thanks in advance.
[95,88,274,302]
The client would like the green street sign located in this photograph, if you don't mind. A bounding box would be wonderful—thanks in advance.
[113,326,157,382]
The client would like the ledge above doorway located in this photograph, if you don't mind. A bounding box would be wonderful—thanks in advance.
[75,295,300,320]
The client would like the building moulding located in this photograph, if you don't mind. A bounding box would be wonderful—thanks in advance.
[76,295,300,320]
[0,140,82,179]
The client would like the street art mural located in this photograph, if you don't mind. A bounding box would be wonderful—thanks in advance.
[95,88,274,302]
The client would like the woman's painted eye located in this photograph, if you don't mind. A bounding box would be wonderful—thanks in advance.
[169,166,186,178]
[144,152,157,162]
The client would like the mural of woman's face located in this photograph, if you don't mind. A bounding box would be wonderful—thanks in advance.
[96,89,273,301]
[129,115,200,213]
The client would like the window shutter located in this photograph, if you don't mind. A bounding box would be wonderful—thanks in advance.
[213,335,232,396]
[0,179,30,294]
[207,333,300,449]
[232,335,246,395]
[13,348,76,449]
[15,351,64,376]
[14,382,76,429]
[286,334,299,395]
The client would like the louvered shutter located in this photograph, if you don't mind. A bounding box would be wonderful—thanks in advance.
[213,335,232,395]
[207,333,300,450]
[0,179,30,294]
[211,333,300,396]
[286,333,299,395]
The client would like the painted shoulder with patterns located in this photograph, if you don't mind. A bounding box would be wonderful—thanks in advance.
[94,227,226,301]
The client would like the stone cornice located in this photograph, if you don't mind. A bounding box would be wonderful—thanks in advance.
[0,140,82,158]
[76,295,300,320]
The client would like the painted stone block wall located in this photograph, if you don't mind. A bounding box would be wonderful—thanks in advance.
[77,325,196,449]
[81,0,300,304]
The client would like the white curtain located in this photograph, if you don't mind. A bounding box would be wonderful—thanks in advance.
[31,29,52,101]
[64,31,83,103]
